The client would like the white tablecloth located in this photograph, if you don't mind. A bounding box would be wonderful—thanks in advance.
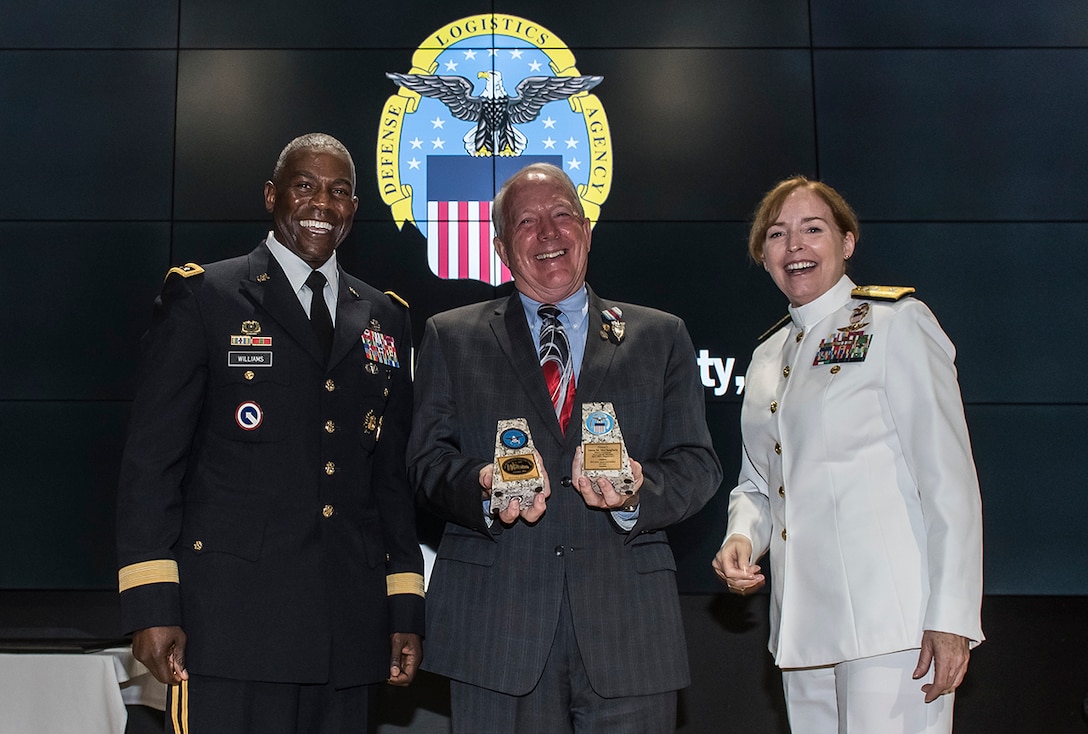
[0,647,165,734]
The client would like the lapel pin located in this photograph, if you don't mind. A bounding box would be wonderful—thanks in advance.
[600,307,625,345]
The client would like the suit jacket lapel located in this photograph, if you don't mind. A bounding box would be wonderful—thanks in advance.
[330,273,372,370]
[492,291,566,444]
[239,244,327,366]
[576,287,619,403]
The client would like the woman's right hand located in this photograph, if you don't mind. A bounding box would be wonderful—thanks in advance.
[712,534,766,596]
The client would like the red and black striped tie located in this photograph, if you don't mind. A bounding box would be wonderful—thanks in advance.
[538,304,576,431]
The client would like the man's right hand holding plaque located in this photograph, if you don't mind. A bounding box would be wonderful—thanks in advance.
[487,418,550,524]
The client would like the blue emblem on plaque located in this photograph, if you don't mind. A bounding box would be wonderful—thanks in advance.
[501,428,529,449]
[584,411,614,435]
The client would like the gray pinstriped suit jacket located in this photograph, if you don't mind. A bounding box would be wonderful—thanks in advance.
[407,286,722,697]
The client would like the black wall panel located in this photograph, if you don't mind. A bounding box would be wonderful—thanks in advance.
[0,51,177,221]
[0,403,128,587]
[495,0,810,48]
[569,49,818,222]
[811,0,1088,47]
[969,405,1088,595]
[2,2,1085,605]
[174,49,409,223]
[0,1,177,48]
[0,223,170,401]
[179,0,483,49]
[846,222,1087,405]
[814,49,1088,222]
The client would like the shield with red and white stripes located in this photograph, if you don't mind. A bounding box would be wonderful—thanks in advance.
[426,155,561,286]
[427,200,509,285]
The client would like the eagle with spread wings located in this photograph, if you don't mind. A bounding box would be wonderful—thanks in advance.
[386,69,603,157]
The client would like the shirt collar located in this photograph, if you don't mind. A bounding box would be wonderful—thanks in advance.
[517,285,589,331]
[264,231,339,295]
[789,275,856,330]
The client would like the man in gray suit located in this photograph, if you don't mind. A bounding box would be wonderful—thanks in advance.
[407,163,722,733]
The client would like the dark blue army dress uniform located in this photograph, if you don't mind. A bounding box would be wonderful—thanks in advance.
[115,241,424,724]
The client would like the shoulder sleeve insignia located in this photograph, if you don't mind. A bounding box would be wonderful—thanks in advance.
[758,313,791,342]
[851,285,915,301]
[165,263,205,280]
[385,290,410,309]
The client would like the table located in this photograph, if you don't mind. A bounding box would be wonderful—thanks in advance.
[0,646,165,734]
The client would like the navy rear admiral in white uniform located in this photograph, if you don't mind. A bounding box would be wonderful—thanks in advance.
[713,176,983,733]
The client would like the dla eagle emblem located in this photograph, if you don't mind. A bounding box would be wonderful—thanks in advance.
[377,14,613,286]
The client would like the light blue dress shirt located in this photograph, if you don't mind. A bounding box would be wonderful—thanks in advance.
[265,232,339,324]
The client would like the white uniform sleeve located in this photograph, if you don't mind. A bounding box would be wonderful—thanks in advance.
[884,301,984,644]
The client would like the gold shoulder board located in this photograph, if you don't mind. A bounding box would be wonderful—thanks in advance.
[166,263,205,280]
[758,313,791,342]
[851,285,915,301]
[385,290,410,309]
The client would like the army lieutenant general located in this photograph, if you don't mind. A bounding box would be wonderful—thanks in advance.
[116,133,424,734]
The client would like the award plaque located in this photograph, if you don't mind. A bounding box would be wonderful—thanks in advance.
[490,418,544,513]
[581,402,635,494]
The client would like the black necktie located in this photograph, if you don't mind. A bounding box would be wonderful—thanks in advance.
[305,270,333,359]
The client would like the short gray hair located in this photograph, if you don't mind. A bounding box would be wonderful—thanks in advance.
[272,133,356,191]
[492,162,584,241]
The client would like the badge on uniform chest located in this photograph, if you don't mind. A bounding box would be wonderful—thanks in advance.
[812,302,873,366]
[228,320,274,367]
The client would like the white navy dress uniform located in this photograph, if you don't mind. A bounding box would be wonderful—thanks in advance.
[726,275,984,731]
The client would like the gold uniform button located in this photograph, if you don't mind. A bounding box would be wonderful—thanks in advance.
[781,529,787,541]
[325,379,336,392]
[193,540,203,551]
[324,420,336,434]
[770,401,778,414]
[830,365,842,374]
[325,461,336,475]
[778,486,785,498]
[796,330,804,343]
[783,365,791,378]
[244,370,255,381]
[383,387,390,398]
[322,504,334,518]
[774,442,782,455]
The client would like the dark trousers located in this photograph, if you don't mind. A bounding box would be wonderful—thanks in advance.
[450,588,677,734]
[165,674,373,734]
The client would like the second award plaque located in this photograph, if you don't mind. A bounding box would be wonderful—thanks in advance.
[491,418,544,513]
[581,402,635,494]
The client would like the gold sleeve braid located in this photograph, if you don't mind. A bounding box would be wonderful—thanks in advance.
[118,559,179,592]
[386,572,425,598]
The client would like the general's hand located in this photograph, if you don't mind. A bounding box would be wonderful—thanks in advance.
[484,452,551,525]
[571,448,643,511]
[712,534,765,596]
[388,632,422,686]
[132,625,188,685]
[914,630,970,703]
